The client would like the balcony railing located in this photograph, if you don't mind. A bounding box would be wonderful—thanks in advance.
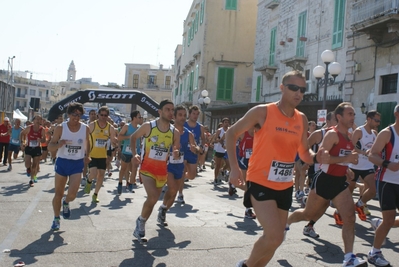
[351,0,399,26]
[16,94,26,98]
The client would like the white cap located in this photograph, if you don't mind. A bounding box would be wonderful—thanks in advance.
[4,117,9,122]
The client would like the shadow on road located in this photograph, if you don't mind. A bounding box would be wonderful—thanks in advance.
[226,212,261,235]
[168,204,199,218]
[0,183,31,196]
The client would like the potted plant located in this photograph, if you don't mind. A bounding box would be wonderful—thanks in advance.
[287,37,293,42]
[279,40,285,45]
[299,36,308,41]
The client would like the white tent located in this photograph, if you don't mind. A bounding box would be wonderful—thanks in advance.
[13,109,28,123]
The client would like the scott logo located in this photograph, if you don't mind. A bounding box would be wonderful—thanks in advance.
[97,93,136,99]
[88,91,96,101]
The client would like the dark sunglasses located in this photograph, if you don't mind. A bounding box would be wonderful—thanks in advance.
[99,114,108,117]
[284,84,307,94]
[372,118,381,123]
[138,116,143,119]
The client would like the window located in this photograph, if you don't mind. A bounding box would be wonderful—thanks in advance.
[381,74,398,95]
[216,67,234,101]
[182,36,186,55]
[165,76,171,88]
[195,11,199,33]
[332,0,345,49]
[194,64,199,90]
[296,11,307,57]
[191,24,194,40]
[133,74,139,88]
[179,84,182,95]
[225,0,237,10]
[147,75,157,88]
[269,27,277,66]
[39,91,42,97]
[256,76,262,102]
[16,100,20,108]
[30,89,35,96]
[188,27,191,46]
[175,87,178,96]
[305,69,311,93]
[200,1,205,24]
[189,71,194,101]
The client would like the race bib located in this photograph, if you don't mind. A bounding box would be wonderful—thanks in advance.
[245,149,252,159]
[148,146,168,161]
[95,139,107,148]
[268,160,294,182]
[11,139,19,144]
[338,149,352,166]
[169,151,184,164]
[64,145,82,156]
[124,145,132,154]
[29,140,39,147]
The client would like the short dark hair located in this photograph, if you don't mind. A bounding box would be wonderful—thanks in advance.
[282,70,305,85]
[334,102,353,121]
[98,106,109,115]
[89,109,96,114]
[130,110,140,119]
[174,105,187,116]
[366,110,380,119]
[189,105,200,114]
[67,102,84,115]
[159,99,174,109]
[222,117,230,123]
[326,112,334,121]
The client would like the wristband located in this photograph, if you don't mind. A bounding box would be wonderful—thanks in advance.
[382,160,390,168]
[313,154,318,164]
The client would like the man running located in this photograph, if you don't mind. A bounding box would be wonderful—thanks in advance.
[84,106,116,203]
[49,103,91,230]
[82,109,98,185]
[365,104,399,267]
[211,118,230,184]
[6,118,23,171]
[131,99,180,242]
[0,117,11,166]
[226,71,328,267]
[287,102,367,267]
[157,105,196,226]
[20,115,45,186]
[117,111,141,194]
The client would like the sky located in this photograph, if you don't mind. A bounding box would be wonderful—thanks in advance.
[0,0,193,85]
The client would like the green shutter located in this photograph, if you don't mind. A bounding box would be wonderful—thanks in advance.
[195,12,199,33]
[269,27,277,66]
[226,0,237,10]
[256,76,261,101]
[377,102,397,131]
[200,1,205,24]
[296,11,307,57]
[179,84,182,95]
[216,67,234,101]
[332,0,345,49]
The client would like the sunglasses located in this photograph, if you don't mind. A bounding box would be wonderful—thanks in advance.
[99,114,108,117]
[284,84,307,94]
[70,113,82,117]
[138,117,143,119]
[372,118,381,123]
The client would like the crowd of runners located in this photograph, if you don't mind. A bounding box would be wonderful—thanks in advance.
[0,70,398,266]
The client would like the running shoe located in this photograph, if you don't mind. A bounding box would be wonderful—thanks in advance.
[370,218,382,231]
[245,209,256,219]
[92,194,99,203]
[228,183,237,196]
[202,165,206,170]
[295,190,305,201]
[33,176,38,183]
[236,259,247,267]
[62,198,70,219]
[128,183,134,193]
[303,225,319,238]
[51,219,60,231]
[29,180,34,187]
[367,251,390,267]
[363,205,371,216]
[133,217,146,239]
[355,203,367,221]
[84,181,91,194]
[117,182,122,195]
[26,167,31,177]
[7,165,11,171]
[177,195,185,204]
[81,177,86,187]
[157,206,167,224]
[342,254,367,267]
[283,225,290,241]
[334,210,343,226]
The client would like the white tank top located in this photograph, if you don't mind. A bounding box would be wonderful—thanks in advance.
[349,126,376,170]
[57,122,86,160]
[214,128,226,153]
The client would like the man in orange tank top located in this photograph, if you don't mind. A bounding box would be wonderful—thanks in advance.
[287,102,367,267]
[226,70,329,267]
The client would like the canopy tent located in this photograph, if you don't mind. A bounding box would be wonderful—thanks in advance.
[13,109,28,123]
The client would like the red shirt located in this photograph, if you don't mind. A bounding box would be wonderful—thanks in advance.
[0,123,11,143]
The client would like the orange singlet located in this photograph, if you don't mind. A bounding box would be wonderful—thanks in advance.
[247,103,306,190]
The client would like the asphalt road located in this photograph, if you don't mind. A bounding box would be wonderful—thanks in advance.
[0,158,397,267]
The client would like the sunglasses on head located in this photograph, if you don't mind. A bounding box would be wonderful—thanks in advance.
[284,84,307,94]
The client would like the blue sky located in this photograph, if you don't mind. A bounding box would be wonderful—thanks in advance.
[0,0,192,85]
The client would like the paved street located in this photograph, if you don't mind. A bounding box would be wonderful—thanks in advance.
[0,158,398,267]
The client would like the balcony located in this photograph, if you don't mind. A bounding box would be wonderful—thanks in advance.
[15,93,26,98]
[265,0,280,10]
[351,0,399,42]
[281,56,308,71]
[254,58,278,80]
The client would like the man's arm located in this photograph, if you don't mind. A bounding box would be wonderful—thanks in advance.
[369,128,399,172]
[117,125,129,141]
[298,114,317,164]
[351,128,366,156]
[48,125,64,153]
[130,122,151,157]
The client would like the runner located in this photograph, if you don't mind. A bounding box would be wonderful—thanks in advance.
[287,102,367,267]
[6,118,23,171]
[225,70,328,267]
[131,99,180,242]
[20,115,46,186]
[40,120,50,163]
[0,117,11,166]
[48,103,91,230]
[117,111,141,194]
[84,106,116,203]
[211,118,230,185]
[157,105,196,226]
[349,110,380,220]
[82,109,97,185]
[365,104,399,266]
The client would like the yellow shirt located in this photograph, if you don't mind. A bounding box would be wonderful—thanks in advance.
[89,121,111,158]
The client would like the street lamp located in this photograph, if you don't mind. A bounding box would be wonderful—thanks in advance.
[313,50,342,109]
[7,56,15,84]
[198,90,211,124]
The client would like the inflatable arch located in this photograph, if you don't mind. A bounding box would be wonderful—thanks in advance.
[48,89,160,121]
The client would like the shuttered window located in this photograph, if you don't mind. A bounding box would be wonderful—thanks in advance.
[217,67,234,101]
